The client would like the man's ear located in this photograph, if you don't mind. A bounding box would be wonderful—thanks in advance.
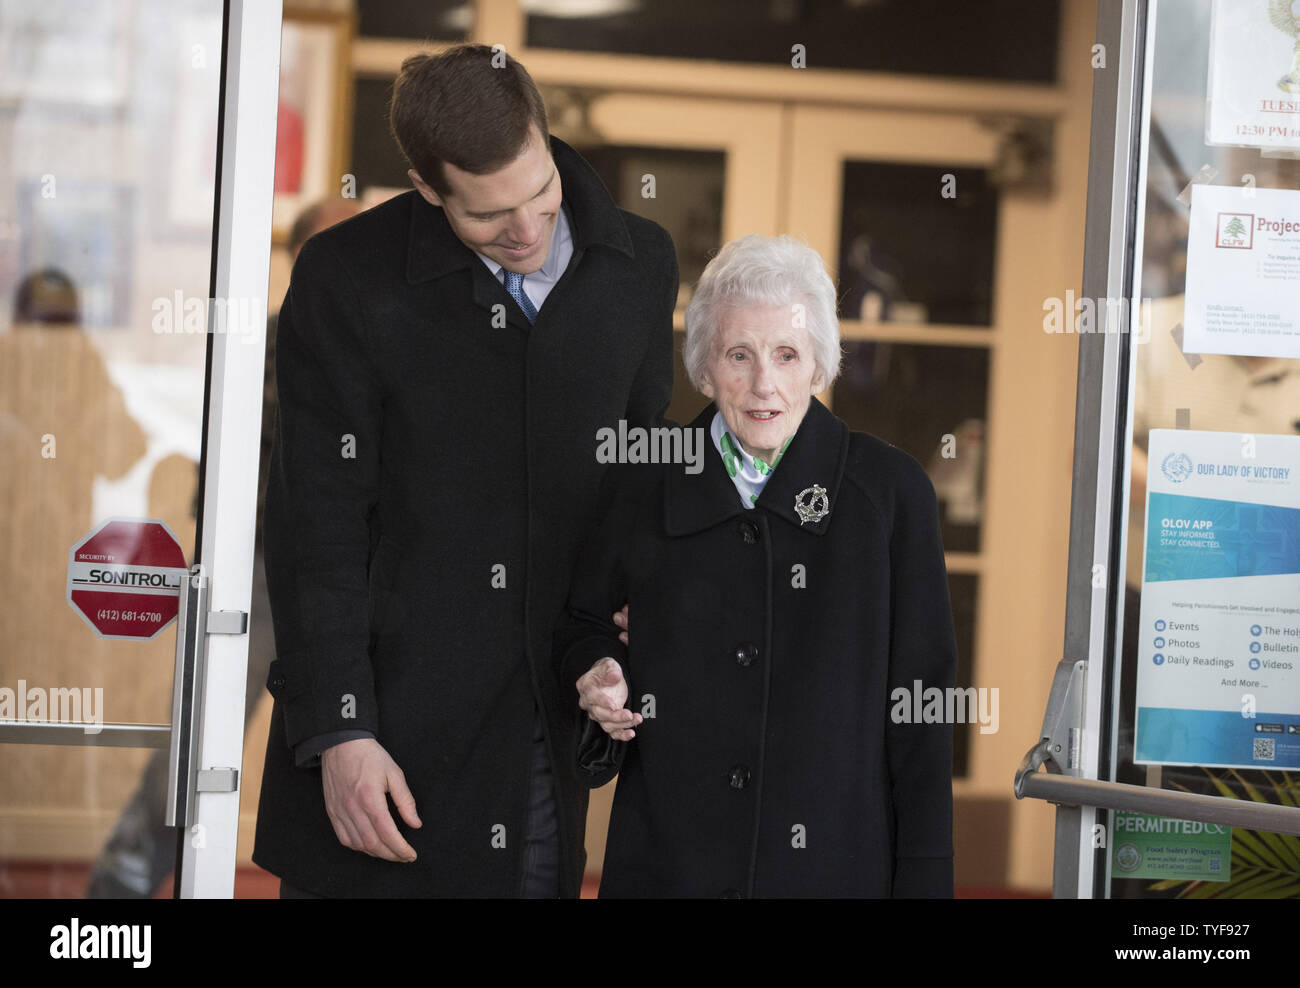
[409,169,444,208]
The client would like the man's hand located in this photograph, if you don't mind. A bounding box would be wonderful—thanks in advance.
[613,604,629,645]
[577,657,641,741]
[321,737,422,862]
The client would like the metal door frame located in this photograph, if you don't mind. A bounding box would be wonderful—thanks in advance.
[175,0,281,898]
[1015,0,1300,898]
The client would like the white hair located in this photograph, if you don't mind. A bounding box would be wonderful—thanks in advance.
[683,234,841,393]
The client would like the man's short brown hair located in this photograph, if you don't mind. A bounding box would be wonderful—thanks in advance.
[388,44,550,199]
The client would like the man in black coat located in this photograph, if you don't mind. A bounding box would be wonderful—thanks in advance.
[252,44,677,897]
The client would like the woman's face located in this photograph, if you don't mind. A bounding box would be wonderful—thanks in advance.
[699,303,824,465]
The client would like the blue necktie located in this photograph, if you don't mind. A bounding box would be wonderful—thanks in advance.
[503,269,538,324]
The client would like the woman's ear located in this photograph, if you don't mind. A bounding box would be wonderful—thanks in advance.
[699,374,715,399]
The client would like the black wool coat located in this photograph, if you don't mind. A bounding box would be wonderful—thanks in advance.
[253,136,677,897]
[556,398,957,898]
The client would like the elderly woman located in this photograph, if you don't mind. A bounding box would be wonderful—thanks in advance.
[555,234,956,898]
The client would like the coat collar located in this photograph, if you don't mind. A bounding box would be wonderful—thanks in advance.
[665,397,850,537]
[405,135,634,286]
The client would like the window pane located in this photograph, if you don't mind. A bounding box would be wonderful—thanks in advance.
[668,330,708,427]
[351,76,410,190]
[524,0,1060,82]
[357,0,469,41]
[839,161,999,327]
[1,0,222,898]
[832,341,989,552]
[576,144,724,293]
[1110,0,1300,901]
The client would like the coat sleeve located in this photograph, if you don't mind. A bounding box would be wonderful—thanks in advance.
[262,236,383,750]
[623,226,677,429]
[552,465,637,789]
[885,455,957,897]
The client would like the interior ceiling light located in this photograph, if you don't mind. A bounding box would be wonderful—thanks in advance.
[522,0,642,18]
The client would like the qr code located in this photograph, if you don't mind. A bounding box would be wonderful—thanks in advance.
[1253,737,1275,761]
[1209,857,1221,872]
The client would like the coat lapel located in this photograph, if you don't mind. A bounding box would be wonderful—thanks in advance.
[664,404,748,536]
[665,398,849,538]
[753,397,849,536]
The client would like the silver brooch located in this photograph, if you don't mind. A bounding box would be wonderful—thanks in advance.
[794,484,829,525]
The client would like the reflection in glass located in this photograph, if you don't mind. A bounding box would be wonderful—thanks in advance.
[833,341,989,553]
[524,0,1061,82]
[357,1,470,41]
[838,161,998,326]
[577,144,723,298]
[0,0,222,898]
[1114,0,1300,899]
[350,76,411,192]
[668,330,708,429]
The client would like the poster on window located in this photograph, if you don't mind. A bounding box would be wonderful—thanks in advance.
[1206,0,1300,150]
[1183,184,1300,359]
[1135,429,1300,770]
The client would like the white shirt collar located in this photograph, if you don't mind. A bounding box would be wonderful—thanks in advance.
[473,202,573,283]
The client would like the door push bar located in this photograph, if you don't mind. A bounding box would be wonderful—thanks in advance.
[0,582,247,794]
[1015,658,1300,837]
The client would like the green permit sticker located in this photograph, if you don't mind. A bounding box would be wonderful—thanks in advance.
[1111,811,1232,882]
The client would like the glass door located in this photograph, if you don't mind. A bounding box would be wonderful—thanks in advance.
[782,87,1097,890]
[0,0,279,898]
[1020,0,1300,898]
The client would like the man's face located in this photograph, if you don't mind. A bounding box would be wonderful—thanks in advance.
[410,124,562,275]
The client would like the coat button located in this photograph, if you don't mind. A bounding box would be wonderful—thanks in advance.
[728,765,751,790]
[733,642,758,667]
[737,519,760,544]
[269,674,286,690]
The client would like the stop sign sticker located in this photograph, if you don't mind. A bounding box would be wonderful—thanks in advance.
[67,518,188,640]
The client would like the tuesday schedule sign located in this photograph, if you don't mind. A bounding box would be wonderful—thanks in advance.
[1206,0,1300,151]
[1135,430,1300,770]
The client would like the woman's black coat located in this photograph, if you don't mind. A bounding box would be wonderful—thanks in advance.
[557,398,957,897]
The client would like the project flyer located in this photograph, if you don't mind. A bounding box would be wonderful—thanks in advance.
[1135,429,1300,769]
[1183,184,1300,360]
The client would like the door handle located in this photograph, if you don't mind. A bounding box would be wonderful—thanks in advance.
[1016,658,1300,836]
[1015,741,1300,836]
[164,569,249,828]
[165,569,208,828]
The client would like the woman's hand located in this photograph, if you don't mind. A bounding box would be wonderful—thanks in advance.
[577,656,642,741]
